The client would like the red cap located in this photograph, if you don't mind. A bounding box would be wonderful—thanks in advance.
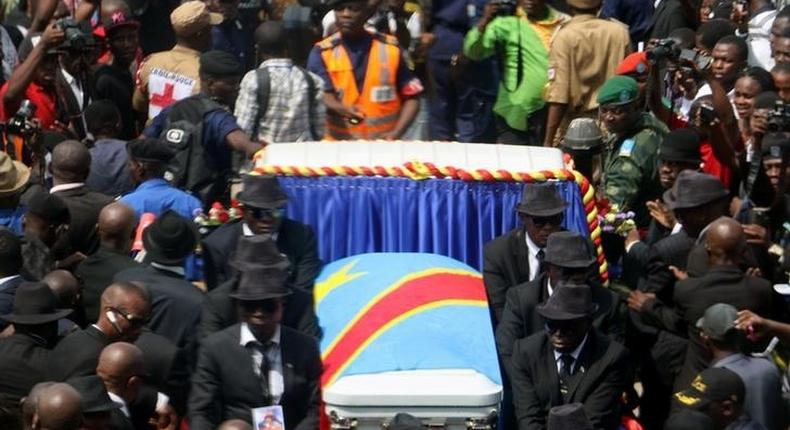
[616,52,649,76]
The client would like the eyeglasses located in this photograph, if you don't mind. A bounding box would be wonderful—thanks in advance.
[240,299,280,313]
[531,214,564,227]
[248,207,284,220]
[110,307,148,328]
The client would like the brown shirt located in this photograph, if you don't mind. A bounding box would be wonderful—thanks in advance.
[133,45,203,119]
[544,15,631,114]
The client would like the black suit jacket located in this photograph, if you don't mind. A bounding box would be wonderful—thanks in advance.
[643,265,776,389]
[52,185,113,255]
[0,333,54,403]
[199,274,321,340]
[114,266,204,368]
[648,0,694,39]
[136,329,189,415]
[483,228,534,324]
[496,273,625,379]
[0,275,24,330]
[51,325,111,380]
[189,324,321,430]
[75,247,142,324]
[510,329,632,430]
[55,69,94,140]
[202,220,322,292]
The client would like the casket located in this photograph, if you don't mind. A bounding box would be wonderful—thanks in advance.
[324,369,502,430]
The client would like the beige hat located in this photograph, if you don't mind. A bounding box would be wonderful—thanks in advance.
[170,1,223,37]
[0,152,30,197]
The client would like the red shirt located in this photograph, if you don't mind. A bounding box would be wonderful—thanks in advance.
[670,115,734,189]
[0,82,58,130]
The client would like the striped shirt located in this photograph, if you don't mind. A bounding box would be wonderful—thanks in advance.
[234,58,326,143]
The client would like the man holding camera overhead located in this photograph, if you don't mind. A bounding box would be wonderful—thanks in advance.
[463,0,569,145]
[541,0,631,147]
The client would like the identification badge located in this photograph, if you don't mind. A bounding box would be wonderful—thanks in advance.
[547,68,556,81]
[371,85,396,103]
[619,138,636,157]
[252,405,285,430]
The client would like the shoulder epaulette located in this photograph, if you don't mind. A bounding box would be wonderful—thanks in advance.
[316,33,343,50]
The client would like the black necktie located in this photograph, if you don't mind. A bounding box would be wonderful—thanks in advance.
[536,249,545,276]
[559,354,574,396]
[259,342,272,404]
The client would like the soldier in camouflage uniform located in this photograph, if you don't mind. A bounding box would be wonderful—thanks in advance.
[598,76,668,227]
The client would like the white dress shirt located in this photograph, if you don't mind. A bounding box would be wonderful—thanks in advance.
[240,323,285,404]
[553,334,589,374]
[60,68,85,110]
[50,183,85,193]
[524,234,544,282]
[107,391,130,417]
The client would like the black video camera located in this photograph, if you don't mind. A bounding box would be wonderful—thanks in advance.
[6,100,37,137]
[56,18,96,52]
[646,39,679,63]
[678,48,712,71]
[767,101,790,132]
[491,0,517,16]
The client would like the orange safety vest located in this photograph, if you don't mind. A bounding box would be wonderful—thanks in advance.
[317,32,402,140]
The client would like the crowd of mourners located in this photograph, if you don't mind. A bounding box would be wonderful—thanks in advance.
[0,0,787,429]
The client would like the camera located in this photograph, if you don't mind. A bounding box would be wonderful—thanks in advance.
[698,103,717,125]
[6,100,37,136]
[767,101,790,132]
[55,18,96,51]
[679,48,712,71]
[491,0,517,16]
[646,39,679,63]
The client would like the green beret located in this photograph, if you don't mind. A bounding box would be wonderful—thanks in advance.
[596,76,639,106]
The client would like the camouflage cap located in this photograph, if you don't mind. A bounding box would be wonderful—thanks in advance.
[596,76,639,106]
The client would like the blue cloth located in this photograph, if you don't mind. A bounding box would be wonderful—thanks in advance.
[428,0,488,59]
[86,138,135,197]
[279,177,588,270]
[120,178,202,219]
[144,104,240,171]
[306,33,417,94]
[600,0,654,44]
[0,206,25,235]
[211,19,254,71]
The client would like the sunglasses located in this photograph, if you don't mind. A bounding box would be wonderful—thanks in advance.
[544,319,582,333]
[248,207,284,221]
[110,307,148,328]
[531,214,564,227]
[240,299,280,313]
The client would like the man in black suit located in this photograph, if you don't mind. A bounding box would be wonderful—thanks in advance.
[49,140,114,256]
[189,261,321,430]
[483,184,567,324]
[96,342,149,430]
[0,227,24,331]
[633,218,777,390]
[75,202,142,324]
[510,282,632,430]
[200,235,320,340]
[0,282,71,406]
[66,374,131,430]
[497,231,624,379]
[202,174,321,292]
[648,0,694,39]
[114,210,204,370]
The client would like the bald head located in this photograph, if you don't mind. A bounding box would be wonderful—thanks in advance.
[705,217,746,262]
[34,383,83,430]
[254,21,286,56]
[98,203,137,249]
[22,382,55,429]
[96,342,144,390]
[51,141,91,184]
[100,282,150,308]
[218,419,253,430]
[42,270,80,308]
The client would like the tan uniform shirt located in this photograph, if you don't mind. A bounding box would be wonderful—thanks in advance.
[544,15,631,114]
[133,45,203,119]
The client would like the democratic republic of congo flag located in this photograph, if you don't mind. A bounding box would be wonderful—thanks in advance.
[315,253,502,388]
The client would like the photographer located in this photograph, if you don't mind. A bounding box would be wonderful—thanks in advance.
[0,23,64,131]
[463,0,569,145]
[54,19,98,141]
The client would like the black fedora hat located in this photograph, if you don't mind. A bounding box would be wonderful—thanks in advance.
[143,210,199,265]
[544,231,596,268]
[663,171,728,211]
[229,235,290,271]
[547,403,593,430]
[230,264,292,301]
[536,281,598,321]
[659,129,702,165]
[516,184,568,217]
[66,375,121,414]
[389,413,423,430]
[236,174,288,209]
[0,282,72,325]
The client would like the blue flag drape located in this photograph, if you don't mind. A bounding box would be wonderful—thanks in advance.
[279,176,589,270]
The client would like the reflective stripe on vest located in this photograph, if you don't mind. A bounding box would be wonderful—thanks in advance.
[319,35,401,140]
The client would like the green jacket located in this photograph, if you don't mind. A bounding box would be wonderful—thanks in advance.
[463,11,561,131]
[603,112,668,226]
